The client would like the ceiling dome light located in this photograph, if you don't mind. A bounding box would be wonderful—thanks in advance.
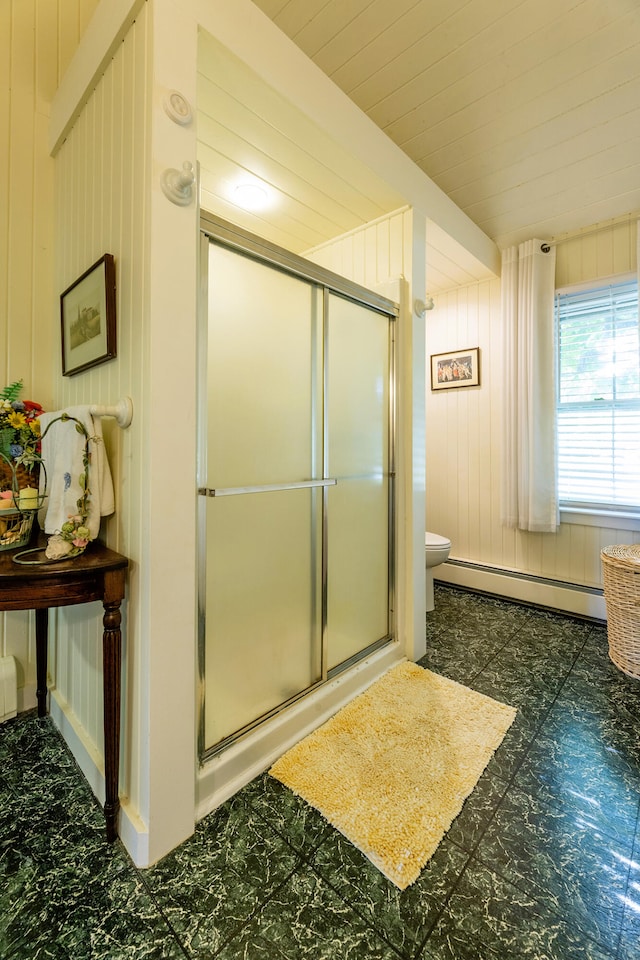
[232,182,271,211]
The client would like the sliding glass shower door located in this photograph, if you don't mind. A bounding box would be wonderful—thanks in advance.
[326,293,392,672]
[199,217,396,758]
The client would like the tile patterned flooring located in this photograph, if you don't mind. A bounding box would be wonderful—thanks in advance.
[2,584,640,958]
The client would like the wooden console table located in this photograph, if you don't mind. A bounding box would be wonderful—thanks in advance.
[0,538,128,842]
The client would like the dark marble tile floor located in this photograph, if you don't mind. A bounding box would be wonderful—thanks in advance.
[2,584,639,958]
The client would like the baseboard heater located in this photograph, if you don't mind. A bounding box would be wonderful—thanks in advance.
[0,655,17,723]
[443,558,603,595]
[436,558,606,622]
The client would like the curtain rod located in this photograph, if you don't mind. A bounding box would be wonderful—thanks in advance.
[540,216,636,253]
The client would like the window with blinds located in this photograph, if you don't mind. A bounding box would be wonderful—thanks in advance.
[556,278,640,512]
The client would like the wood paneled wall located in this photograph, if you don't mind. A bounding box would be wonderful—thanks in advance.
[50,4,151,811]
[0,0,98,708]
[555,215,638,287]
[427,215,640,608]
[305,207,412,287]
[0,1,153,819]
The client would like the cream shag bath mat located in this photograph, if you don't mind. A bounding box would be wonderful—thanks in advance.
[269,661,516,890]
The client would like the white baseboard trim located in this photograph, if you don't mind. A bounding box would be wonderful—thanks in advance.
[436,560,606,621]
[48,688,150,866]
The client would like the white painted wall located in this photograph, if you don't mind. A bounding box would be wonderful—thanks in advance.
[305,208,412,284]
[427,215,640,618]
[51,0,152,858]
[0,0,99,712]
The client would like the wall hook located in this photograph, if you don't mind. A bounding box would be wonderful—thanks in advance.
[161,161,195,206]
[414,297,435,317]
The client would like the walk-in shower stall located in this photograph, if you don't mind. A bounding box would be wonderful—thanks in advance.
[197,214,399,797]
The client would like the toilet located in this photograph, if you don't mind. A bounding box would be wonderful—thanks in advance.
[425,532,451,612]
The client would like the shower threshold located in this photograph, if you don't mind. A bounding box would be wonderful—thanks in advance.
[195,640,403,822]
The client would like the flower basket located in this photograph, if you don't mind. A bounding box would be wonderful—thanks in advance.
[0,453,45,551]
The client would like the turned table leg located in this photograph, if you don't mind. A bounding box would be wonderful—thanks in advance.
[35,608,49,718]
[102,596,122,842]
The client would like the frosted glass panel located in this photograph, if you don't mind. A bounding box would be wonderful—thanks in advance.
[204,489,322,749]
[207,244,322,488]
[327,478,389,669]
[326,294,390,670]
[201,236,394,752]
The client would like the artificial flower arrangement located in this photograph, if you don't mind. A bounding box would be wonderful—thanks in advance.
[0,380,44,548]
[0,381,94,559]
[0,379,43,467]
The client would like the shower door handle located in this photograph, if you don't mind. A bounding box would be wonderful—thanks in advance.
[199,479,337,497]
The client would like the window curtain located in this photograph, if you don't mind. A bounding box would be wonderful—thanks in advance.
[501,239,558,532]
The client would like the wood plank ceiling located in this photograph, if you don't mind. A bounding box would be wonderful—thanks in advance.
[197,28,499,291]
[251,0,640,250]
[198,29,407,257]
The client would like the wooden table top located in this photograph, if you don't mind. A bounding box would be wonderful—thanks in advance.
[0,536,128,610]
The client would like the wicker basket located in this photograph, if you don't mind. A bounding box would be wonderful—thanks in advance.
[601,544,640,680]
[0,454,42,552]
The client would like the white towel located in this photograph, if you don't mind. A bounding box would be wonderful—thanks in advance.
[38,405,115,539]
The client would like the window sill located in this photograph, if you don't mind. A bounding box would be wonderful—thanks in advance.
[560,507,640,531]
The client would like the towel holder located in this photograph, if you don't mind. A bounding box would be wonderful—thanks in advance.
[89,397,133,429]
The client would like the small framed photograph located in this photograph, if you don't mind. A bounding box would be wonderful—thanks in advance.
[430,347,480,390]
[60,254,116,376]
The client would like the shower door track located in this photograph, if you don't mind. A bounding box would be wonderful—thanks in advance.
[201,631,395,761]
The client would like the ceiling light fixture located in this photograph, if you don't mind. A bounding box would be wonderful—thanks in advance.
[231,182,271,212]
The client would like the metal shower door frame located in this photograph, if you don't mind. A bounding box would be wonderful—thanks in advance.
[197,212,398,760]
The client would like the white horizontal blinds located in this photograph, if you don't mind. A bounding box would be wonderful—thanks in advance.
[556,279,640,509]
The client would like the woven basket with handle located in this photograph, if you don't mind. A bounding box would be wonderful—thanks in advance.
[0,454,41,551]
[601,544,640,680]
